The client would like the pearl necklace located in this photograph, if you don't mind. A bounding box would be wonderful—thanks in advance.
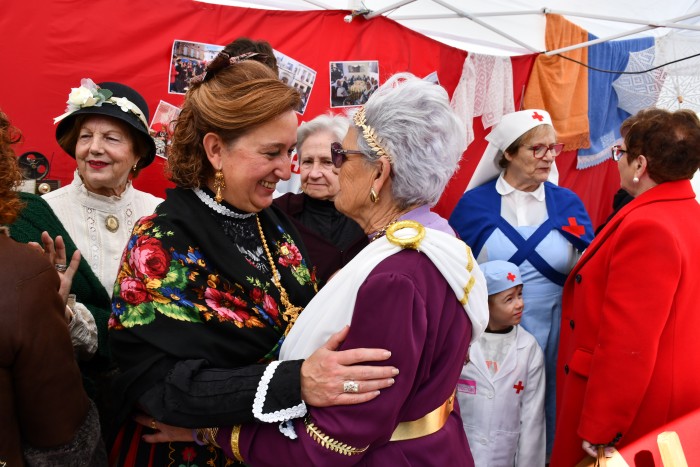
[192,188,255,219]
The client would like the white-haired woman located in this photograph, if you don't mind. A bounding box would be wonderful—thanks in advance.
[274,114,367,284]
[138,73,489,466]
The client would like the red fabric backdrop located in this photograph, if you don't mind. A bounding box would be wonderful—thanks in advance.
[1,0,617,227]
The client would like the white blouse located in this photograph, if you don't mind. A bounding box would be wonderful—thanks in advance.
[43,171,163,296]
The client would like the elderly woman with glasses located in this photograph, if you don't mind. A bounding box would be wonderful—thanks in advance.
[274,114,367,285]
[138,73,489,466]
[551,108,700,465]
[449,109,593,457]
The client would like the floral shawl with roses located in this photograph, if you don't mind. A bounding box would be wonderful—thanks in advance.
[108,187,318,463]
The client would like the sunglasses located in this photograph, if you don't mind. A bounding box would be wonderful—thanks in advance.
[330,142,365,168]
[525,143,565,159]
[611,145,627,161]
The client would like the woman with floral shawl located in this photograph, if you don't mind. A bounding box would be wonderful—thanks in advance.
[134,73,490,466]
[108,49,396,466]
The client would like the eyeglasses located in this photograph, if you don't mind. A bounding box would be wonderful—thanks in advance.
[611,145,627,161]
[330,142,365,168]
[525,143,565,159]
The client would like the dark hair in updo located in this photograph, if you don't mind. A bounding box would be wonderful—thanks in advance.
[621,108,700,183]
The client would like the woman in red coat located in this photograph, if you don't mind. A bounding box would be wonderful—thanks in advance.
[551,108,700,466]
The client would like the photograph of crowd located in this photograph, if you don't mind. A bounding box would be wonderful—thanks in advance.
[273,50,316,115]
[169,40,224,94]
[330,61,380,108]
[150,100,182,159]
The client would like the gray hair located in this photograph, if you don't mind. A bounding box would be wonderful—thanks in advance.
[351,73,466,208]
[297,113,350,157]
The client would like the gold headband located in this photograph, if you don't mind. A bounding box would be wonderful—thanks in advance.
[353,107,392,164]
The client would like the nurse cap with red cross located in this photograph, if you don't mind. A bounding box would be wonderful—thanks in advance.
[466,109,557,191]
[479,260,523,296]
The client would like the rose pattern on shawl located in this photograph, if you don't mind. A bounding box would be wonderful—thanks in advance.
[276,231,313,286]
[110,213,314,330]
[129,236,170,279]
[249,287,264,304]
[205,287,264,329]
[262,293,279,320]
[119,277,150,305]
[277,242,302,267]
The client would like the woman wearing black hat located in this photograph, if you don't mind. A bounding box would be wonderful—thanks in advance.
[45,79,162,302]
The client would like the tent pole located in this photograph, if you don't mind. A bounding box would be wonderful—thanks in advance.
[429,0,541,52]
[545,10,700,55]
[365,0,418,18]
[382,10,543,20]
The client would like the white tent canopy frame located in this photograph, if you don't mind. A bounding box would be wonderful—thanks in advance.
[203,0,700,56]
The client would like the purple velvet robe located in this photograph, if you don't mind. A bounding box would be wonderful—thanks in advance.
[218,208,475,465]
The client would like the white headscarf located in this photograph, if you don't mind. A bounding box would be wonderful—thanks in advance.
[466,109,560,191]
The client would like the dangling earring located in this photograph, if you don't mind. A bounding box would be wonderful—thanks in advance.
[214,169,226,203]
[633,176,639,183]
[132,163,138,174]
[369,187,379,204]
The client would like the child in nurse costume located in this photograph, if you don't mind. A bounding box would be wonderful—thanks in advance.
[457,260,545,466]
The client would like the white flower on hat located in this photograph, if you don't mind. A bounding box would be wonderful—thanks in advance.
[54,78,148,130]
[112,96,135,113]
[67,86,97,111]
[63,78,111,113]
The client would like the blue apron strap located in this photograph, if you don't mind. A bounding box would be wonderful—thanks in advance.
[494,217,569,286]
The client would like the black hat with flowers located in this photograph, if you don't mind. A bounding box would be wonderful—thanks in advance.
[54,79,156,168]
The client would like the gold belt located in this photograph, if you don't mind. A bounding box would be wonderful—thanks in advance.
[390,390,455,442]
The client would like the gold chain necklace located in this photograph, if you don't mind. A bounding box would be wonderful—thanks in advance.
[256,215,303,336]
[369,217,399,243]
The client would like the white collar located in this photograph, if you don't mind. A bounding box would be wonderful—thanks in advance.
[70,170,135,207]
[495,172,546,201]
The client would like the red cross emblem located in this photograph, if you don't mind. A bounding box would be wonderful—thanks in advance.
[290,150,300,174]
[507,272,516,282]
[531,111,544,121]
[513,381,525,394]
[562,217,585,238]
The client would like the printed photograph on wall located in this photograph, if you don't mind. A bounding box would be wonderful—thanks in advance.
[273,50,316,115]
[169,40,224,94]
[329,61,380,108]
[150,100,182,159]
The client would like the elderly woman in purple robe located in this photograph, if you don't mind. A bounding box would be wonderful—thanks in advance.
[138,73,489,466]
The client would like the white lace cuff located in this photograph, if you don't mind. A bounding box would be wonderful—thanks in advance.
[68,300,98,359]
[278,420,298,439]
[253,361,307,423]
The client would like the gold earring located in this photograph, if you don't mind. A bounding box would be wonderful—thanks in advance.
[369,187,379,204]
[132,163,138,173]
[214,169,226,203]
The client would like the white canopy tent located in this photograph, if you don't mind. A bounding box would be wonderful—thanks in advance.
[199,0,700,56]
[200,0,700,201]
